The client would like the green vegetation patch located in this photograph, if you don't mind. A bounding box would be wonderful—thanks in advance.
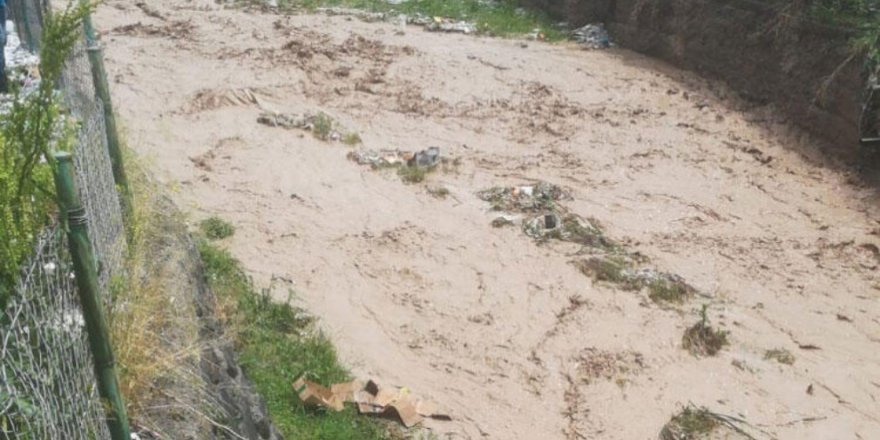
[0,1,91,311]
[397,163,431,183]
[312,112,335,141]
[573,256,642,291]
[198,241,397,439]
[647,277,694,305]
[805,1,880,72]
[661,406,720,440]
[199,216,236,240]
[342,132,362,146]
[278,0,567,40]
[682,306,729,357]
[764,348,795,365]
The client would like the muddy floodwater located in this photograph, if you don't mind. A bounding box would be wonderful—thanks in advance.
[99,1,880,438]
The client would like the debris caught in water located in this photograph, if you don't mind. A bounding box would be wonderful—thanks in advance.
[572,23,611,49]
[293,377,450,427]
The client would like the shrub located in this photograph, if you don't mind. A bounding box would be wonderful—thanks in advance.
[199,216,235,240]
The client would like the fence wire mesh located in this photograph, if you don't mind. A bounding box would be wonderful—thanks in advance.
[1,0,126,438]
[63,37,126,289]
[0,229,112,440]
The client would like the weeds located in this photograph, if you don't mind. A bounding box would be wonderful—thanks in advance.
[647,278,693,305]
[478,182,568,213]
[312,112,335,141]
[342,132,362,146]
[660,406,719,440]
[573,257,642,291]
[551,215,615,249]
[199,216,235,240]
[397,164,431,183]
[109,150,211,429]
[427,185,450,199]
[198,241,395,439]
[764,348,795,365]
[0,1,90,311]
[682,305,729,357]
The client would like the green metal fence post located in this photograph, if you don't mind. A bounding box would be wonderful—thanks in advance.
[52,152,131,440]
[80,9,131,217]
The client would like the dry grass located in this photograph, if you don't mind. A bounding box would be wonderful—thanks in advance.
[109,150,214,433]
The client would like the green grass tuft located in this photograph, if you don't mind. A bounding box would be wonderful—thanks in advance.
[397,164,431,183]
[647,278,692,305]
[764,348,795,365]
[312,112,335,141]
[199,216,235,240]
[197,241,396,439]
[663,406,719,439]
[682,305,729,357]
[342,132,362,146]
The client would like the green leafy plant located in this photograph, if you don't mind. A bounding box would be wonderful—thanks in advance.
[312,112,334,141]
[199,216,236,240]
[0,1,92,311]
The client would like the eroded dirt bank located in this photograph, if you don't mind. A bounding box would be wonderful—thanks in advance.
[97,1,880,438]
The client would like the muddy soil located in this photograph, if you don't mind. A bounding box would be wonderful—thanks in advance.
[97,1,880,438]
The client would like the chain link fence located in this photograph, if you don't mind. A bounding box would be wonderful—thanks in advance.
[1,0,126,437]
[0,229,112,440]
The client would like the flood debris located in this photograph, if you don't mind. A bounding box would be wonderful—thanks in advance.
[480,181,701,306]
[573,256,643,291]
[478,182,569,212]
[660,406,763,440]
[426,185,450,199]
[572,23,611,49]
[257,111,358,142]
[491,214,518,228]
[347,149,408,168]
[575,348,645,385]
[315,7,389,22]
[523,213,613,248]
[573,257,695,303]
[426,17,478,34]
[314,7,478,35]
[527,28,546,41]
[682,306,729,357]
[1,21,42,109]
[348,147,447,183]
[292,377,450,428]
[763,348,795,365]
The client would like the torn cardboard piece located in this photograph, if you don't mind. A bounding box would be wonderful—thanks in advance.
[292,377,345,411]
[292,377,450,427]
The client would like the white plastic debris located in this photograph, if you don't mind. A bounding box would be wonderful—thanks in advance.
[572,23,612,49]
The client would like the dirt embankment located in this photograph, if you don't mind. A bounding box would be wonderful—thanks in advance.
[524,0,864,160]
